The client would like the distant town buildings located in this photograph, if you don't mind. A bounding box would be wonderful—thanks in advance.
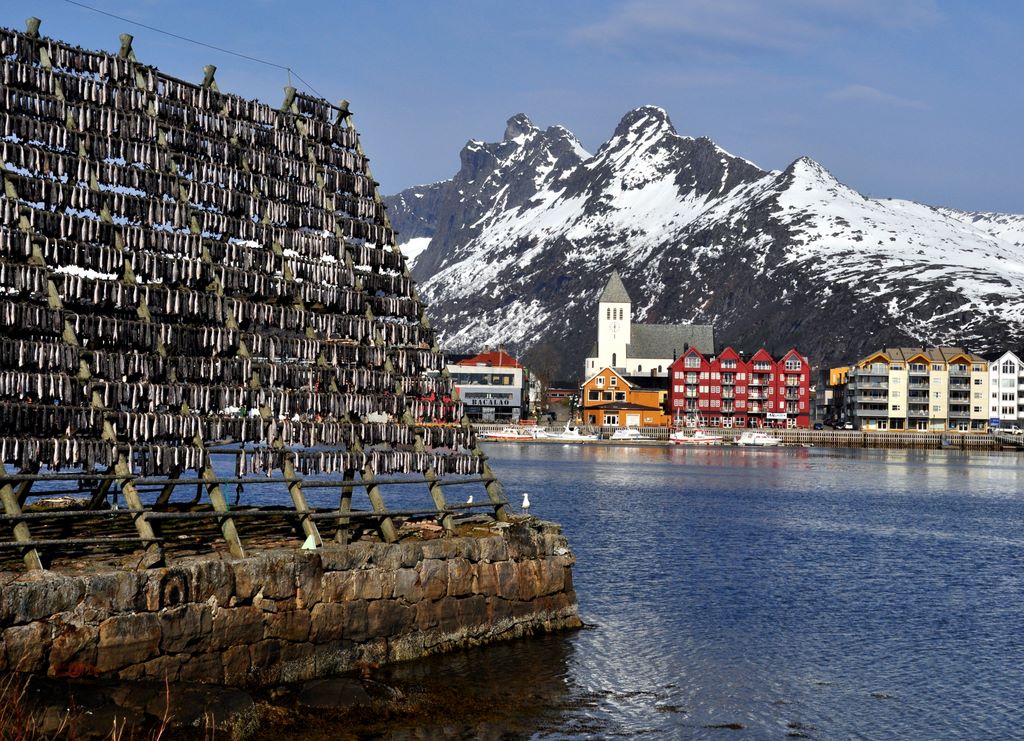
[834,347,990,431]
[584,271,715,379]
[668,347,812,429]
[447,349,531,422]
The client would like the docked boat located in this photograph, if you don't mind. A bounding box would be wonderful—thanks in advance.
[669,429,724,446]
[538,423,600,442]
[609,427,652,441]
[735,431,782,447]
[477,426,536,441]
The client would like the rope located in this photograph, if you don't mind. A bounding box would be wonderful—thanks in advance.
[58,0,328,99]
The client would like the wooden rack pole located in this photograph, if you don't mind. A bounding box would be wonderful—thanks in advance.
[0,463,43,571]
[334,467,356,544]
[277,441,322,547]
[201,462,246,559]
[416,431,454,533]
[113,453,163,568]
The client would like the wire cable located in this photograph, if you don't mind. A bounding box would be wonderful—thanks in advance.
[58,0,328,100]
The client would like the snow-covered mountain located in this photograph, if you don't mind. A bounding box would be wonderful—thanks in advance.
[385,106,1024,378]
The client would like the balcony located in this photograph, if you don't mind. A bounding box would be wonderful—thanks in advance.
[949,367,969,377]
[856,394,888,402]
[948,409,970,418]
[908,382,930,390]
[855,381,889,389]
[908,409,929,418]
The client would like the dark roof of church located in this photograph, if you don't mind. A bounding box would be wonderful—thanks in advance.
[627,324,716,359]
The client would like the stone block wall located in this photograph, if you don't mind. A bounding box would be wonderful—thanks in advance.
[0,521,580,687]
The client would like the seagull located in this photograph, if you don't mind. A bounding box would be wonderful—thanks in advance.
[522,492,531,512]
[466,494,473,504]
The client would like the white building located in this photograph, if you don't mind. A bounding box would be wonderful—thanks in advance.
[988,351,1024,428]
[583,271,715,380]
[448,349,530,422]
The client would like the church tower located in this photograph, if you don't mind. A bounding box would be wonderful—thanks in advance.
[593,271,631,374]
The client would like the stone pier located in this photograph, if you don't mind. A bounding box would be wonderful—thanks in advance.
[0,519,580,687]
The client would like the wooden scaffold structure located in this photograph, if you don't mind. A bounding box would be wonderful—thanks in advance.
[0,18,510,572]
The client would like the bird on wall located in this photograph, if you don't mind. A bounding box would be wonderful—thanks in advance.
[522,492,531,512]
[466,494,473,504]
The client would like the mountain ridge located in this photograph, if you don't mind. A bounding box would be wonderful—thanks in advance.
[385,107,1024,378]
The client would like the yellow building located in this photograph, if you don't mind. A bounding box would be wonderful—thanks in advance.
[845,347,989,431]
[581,368,670,428]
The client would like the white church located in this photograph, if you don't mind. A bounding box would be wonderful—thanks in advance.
[583,271,716,379]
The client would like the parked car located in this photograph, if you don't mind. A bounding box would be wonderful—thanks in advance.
[813,423,824,430]
[842,422,854,430]
[1007,425,1024,435]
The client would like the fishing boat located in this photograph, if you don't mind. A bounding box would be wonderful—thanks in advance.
[609,427,652,441]
[669,429,724,446]
[477,426,536,441]
[735,431,782,447]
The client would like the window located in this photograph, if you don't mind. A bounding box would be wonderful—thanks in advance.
[933,405,941,412]
[610,377,617,387]
[615,392,626,401]
[974,392,982,399]
[891,404,901,411]
[597,377,605,387]
[674,371,683,380]
[588,390,599,401]
[737,372,746,380]
[684,355,700,369]
[722,359,736,369]
[933,392,941,399]
[973,364,984,372]
[891,377,901,384]
[711,372,720,380]
[891,391,901,398]
[612,353,617,366]
[603,392,612,401]
[700,372,709,380]
[891,364,903,371]
[619,308,624,320]
[974,378,983,385]
[932,364,943,371]
[785,358,802,370]
[605,414,618,425]
[606,308,611,320]
[1003,361,1016,374]
[974,406,982,413]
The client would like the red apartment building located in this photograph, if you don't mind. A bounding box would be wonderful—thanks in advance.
[668,347,812,429]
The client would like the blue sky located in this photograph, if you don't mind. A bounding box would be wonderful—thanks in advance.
[4,0,1022,213]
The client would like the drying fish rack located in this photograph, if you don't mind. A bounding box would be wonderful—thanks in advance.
[0,19,509,571]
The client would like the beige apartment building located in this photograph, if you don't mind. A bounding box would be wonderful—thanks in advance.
[844,347,989,431]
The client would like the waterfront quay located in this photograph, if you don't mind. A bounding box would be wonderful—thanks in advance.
[476,424,1024,451]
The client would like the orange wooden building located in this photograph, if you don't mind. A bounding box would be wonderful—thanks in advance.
[581,367,670,428]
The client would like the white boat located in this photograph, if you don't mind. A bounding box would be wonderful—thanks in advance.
[538,423,600,442]
[477,426,536,441]
[735,431,782,447]
[610,427,651,441]
[669,429,723,446]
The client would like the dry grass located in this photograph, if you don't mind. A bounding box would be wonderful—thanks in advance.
[0,674,197,741]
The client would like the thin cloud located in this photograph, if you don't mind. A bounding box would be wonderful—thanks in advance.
[827,84,926,109]
[571,0,942,51]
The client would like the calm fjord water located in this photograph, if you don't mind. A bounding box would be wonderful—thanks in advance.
[374,445,1024,740]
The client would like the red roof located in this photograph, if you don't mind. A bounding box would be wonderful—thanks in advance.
[461,350,523,368]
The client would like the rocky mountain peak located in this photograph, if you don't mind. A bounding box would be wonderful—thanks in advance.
[612,105,677,139]
[504,113,538,141]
